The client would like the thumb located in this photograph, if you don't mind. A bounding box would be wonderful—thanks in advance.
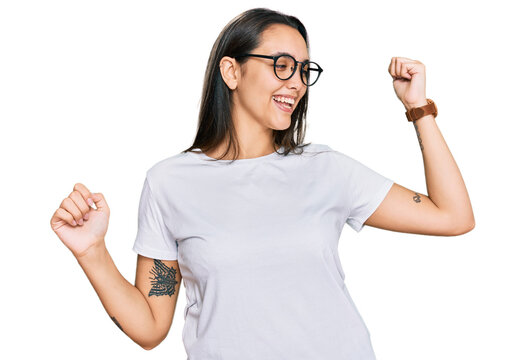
[90,192,109,214]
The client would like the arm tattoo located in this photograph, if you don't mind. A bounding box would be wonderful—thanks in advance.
[111,316,124,332]
[413,192,422,203]
[148,259,178,297]
[413,122,424,151]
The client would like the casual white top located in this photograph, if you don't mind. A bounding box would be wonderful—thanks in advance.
[132,143,394,360]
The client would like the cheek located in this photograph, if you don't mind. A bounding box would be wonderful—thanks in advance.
[254,70,281,94]
[298,88,308,102]
[242,73,280,107]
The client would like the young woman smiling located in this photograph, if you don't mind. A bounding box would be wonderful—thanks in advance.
[50,7,475,360]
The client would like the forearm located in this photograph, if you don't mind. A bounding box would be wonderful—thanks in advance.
[411,111,475,230]
[76,241,160,349]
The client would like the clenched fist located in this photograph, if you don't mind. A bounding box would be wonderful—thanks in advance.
[50,183,110,259]
[388,56,428,110]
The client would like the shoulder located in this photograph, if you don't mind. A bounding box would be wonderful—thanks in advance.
[303,143,358,163]
[306,144,380,180]
[302,142,331,152]
[145,151,193,183]
[298,142,333,156]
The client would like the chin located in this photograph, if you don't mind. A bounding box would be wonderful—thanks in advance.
[269,117,292,131]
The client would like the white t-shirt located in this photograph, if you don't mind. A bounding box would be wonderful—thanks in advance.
[133,143,394,360]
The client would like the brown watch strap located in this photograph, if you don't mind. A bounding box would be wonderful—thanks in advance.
[405,99,438,122]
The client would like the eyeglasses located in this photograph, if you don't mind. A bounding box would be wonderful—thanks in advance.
[234,53,323,86]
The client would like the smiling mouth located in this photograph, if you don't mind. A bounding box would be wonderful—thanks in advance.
[272,95,294,110]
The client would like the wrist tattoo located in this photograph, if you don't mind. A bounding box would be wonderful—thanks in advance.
[413,192,422,203]
[413,122,424,151]
[148,259,178,297]
[111,316,124,332]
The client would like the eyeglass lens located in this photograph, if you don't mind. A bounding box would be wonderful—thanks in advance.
[275,55,321,86]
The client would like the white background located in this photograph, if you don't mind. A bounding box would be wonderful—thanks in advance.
[1,0,524,359]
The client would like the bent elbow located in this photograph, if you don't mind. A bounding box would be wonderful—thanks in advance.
[141,341,159,351]
[443,211,475,236]
[138,335,162,350]
[449,220,475,236]
[139,330,168,350]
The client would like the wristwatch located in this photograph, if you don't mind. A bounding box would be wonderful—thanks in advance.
[405,99,438,122]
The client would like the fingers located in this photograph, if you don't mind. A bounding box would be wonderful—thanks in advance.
[389,57,402,79]
[396,58,403,78]
[90,192,109,214]
[50,182,108,232]
[60,192,89,226]
[73,183,95,209]
[388,58,395,78]
[389,57,420,80]
[52,183,94,227]
[55,207,77,227]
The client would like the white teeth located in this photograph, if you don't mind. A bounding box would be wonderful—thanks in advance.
[272,96,295,105]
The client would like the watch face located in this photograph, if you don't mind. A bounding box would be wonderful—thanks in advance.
[407,100,437,121]
[414,108,425,118]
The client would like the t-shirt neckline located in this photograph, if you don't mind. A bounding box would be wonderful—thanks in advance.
[192,146,285,164]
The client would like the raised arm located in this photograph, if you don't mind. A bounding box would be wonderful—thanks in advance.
[134,255,182,349]
[364,57,475,236]
[76,245,182,350]
[50,183,182,350]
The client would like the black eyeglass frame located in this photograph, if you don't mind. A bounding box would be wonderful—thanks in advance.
[234,53,323,86]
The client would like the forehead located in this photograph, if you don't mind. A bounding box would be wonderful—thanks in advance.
[256,24,309,61]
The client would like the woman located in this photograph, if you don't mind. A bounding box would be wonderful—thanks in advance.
[50,7,475,359]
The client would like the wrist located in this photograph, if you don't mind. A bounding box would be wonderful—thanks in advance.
[404,99,428,111]
[76,240,108,266]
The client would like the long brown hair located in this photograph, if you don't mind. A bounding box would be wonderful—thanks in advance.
[181,8,312,163]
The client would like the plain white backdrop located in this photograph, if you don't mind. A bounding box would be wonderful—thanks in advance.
[1,0,524,359]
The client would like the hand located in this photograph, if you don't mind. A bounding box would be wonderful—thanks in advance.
[388,57,427,110]
[50,183,110,259]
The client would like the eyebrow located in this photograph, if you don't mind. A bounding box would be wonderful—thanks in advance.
[270,51,310,62]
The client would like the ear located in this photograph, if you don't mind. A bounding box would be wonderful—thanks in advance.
[219,56,240,90]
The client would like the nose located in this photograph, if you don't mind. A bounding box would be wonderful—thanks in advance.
[286,65,305,90]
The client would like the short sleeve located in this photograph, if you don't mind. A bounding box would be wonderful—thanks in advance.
[132,176,178,260]
[341,153,394,233]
